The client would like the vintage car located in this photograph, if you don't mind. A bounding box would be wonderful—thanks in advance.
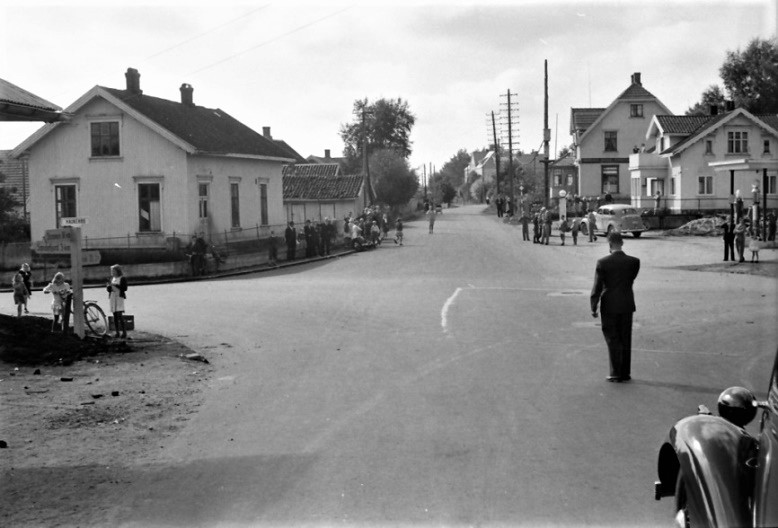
[579,204,648,238]
[653,349,777,527]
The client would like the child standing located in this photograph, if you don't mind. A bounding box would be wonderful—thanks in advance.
[11,271,29,317]
[43,272,71,332]
[107,264,128,339]
[559,218,569,246]
[19,263,32,314]
[394,218,404,246]
[571,217,580,246]
[749,235,761,263]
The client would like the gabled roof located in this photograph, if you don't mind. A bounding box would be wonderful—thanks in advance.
[550,152,575,167]
[652,115,713,135]
[283,171,363,201]
[273,139,306,163]
[0,78,65,122]
[570,108,605,134]
[282,163,340,178]
[12,84,295,161]
[660,108,778,156]
[306,153,347,165]
[573,73,673,144]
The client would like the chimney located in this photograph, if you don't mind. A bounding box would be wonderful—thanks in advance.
[324,149,331,159]
[725,100,735,112]
[262,127,272,139]
[125,68,142,95]
[631,72,641,85]
[710,104,719,116]
[180,83,194,106]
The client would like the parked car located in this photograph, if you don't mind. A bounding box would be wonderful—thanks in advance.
[653,349,777,527]
[580,204,648,238]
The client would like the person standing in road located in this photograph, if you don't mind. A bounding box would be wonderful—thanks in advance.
[520,212,530,241]
[721,215,735,261]
[540,208,551,245]
[19,263,32,314]
[571,216,580,246]
[733,217,747,263]
[590,232,640,383]
[587,210,597,243]
[285,221,298,261]
[107,264,128,339]
[428,209,436,234]
[394,217,404,245]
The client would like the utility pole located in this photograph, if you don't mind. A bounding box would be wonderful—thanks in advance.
[543,59,551,208]
[360,100,372,210]
[491,111,501,196]
[500,89,519,215]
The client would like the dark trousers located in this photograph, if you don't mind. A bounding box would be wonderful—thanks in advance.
[522,225,529,240]
[723,236,735,261]
[600,312,633,378]
[287,244,295,261]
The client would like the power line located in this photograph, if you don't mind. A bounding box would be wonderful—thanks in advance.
[145,4,271,61]
[186,6,353,77]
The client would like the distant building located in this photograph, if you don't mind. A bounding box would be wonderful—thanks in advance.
[549,151,577,201]
[570,72,672,202]
[282,163,369,225]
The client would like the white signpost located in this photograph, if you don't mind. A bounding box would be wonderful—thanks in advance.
[39,224,87,337]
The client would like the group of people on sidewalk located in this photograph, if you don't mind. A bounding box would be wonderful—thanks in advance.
[721,212,776,264]
[281,217,337,263]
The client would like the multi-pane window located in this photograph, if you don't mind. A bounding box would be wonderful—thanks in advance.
[230,183,240,228]
[630,104,643,118]
[566,174,574,186]
[698,175,713,195]
[553,169,562,186]
[90,122,120,157]
[198,183,209,219]
[727,131,748,154]
[601,165,619,194]
[259,183,268,225]
[55,185,77,227]
[138,183,161,232]
[604,131,618,152]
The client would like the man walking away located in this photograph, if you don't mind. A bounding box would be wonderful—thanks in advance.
[590,232,640,383]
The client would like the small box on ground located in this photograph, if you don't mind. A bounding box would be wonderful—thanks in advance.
[108,315,135,331]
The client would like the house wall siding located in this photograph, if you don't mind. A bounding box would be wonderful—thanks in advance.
[577,99,668,198]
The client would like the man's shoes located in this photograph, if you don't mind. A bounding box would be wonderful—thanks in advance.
[606,376,621,382]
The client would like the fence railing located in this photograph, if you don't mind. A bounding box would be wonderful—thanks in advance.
[79,224,290,250]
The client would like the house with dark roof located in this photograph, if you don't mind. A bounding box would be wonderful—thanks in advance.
[635,105,778,214]
[11,68,295,247]
[570,72,672,203]
[282,163,367,225]
[0,77,65,123]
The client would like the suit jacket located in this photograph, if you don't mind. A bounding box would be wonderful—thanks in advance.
[285,226,297,246]
[590,250,640,315]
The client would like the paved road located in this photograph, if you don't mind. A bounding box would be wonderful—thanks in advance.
[15,204,778,526]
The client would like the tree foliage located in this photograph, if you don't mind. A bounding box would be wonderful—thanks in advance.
[339,98,416,174]
[720,38,778,114]
[370,149,419,211]
[685,85,727,116]
[438,149,470,189]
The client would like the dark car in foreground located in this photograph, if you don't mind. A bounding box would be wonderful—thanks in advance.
[654,350,777,527]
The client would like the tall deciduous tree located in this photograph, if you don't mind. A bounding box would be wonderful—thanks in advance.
[720,38,778,114]
[686,85,727,115]
[370,149,419,212]
[439,149,471,189]
[339,98,416,173]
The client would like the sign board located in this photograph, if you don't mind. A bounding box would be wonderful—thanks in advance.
[61,217,88,226]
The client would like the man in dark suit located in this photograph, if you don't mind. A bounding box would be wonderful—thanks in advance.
[285,221,297,261]
[721,215,735,261]
[590,231,640,382]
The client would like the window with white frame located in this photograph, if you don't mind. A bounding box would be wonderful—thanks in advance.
[553,169,562,186]
[671,177,677,195]
[768,174,776,194]
[727,131,748,154]
[55,184,77,227]
[629,104,643,118]
[259,182,268,226]
[198,183,209,219]
[764,139,771,154]
[705,139,714,155]
[601,165,619,193]
[698,175,713,195]
[90,121,120,157]
[230,182,240,228]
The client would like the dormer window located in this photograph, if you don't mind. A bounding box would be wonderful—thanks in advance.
[629,104,643,118]
[727,131,748,154]
[90,121,120,157]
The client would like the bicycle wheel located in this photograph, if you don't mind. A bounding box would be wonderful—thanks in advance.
[84,302,108,336]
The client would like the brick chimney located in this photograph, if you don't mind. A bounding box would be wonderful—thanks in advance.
[262,127,272,139]
[631,72,642,85]
[180,84,194,106]
[324,149,331,159]
[125,68,142,95]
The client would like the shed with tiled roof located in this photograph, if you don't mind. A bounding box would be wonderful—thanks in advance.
[282,163,368,224]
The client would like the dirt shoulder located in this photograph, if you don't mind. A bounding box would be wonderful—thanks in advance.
[0,314,213,527]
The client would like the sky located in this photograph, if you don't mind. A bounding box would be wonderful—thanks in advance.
[1,0,776,174]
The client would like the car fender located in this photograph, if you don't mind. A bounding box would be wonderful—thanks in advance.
[657,414,756,526]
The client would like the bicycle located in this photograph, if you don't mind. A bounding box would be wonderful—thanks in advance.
[83,299,109,336]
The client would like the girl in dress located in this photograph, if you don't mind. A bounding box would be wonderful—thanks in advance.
[43,272,71,332]
[107,264,128,339]
[19,263,32,314]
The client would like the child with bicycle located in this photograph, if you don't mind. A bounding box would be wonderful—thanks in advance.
[43,272,72,332]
